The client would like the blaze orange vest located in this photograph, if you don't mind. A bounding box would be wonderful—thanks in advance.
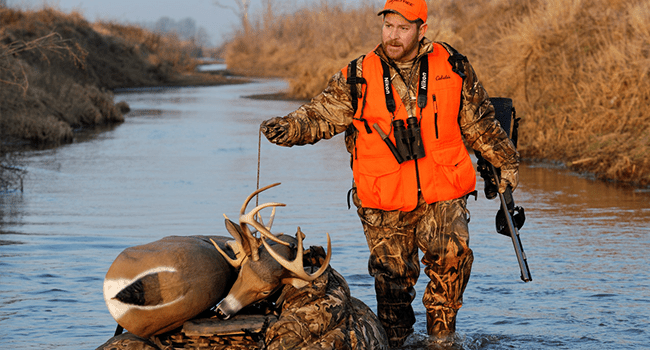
[343,43,476,211]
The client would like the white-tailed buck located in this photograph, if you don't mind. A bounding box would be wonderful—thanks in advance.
[99,184,388,350]
[210,182,332,319]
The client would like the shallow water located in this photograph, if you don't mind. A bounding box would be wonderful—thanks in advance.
[1,78,649,349]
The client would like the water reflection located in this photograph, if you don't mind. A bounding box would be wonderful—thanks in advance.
[0,79,648,349]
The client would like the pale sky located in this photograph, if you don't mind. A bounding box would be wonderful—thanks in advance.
[9,0,375,46]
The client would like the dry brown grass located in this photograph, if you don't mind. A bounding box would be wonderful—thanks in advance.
[461,0,650,187]
[0,6,210,146]
[224,0,650,187]
[225,0,380,99]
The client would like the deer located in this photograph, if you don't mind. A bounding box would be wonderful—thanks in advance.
[210,182,332,320]
[99,184,390,350]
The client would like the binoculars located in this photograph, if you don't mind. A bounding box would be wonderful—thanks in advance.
[373,117,426,164]
[393,117,426,163]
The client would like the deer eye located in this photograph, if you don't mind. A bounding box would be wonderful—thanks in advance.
[261,290,271,296]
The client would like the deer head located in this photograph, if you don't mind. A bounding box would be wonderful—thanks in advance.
[210,183,332,319]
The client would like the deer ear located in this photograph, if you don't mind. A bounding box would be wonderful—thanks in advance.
[225,219,252,256]
[281,277,309,290]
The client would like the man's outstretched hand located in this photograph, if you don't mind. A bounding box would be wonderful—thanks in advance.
[261,117,289,145]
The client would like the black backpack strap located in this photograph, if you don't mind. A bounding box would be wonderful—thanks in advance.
[346,55,372,134]
[476,97,520,199]
[346,56,366,114]
[439,42,467,79]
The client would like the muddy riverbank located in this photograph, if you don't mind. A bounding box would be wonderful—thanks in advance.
[0,7,247,149]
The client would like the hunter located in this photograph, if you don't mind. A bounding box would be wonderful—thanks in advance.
[260,0,519,346]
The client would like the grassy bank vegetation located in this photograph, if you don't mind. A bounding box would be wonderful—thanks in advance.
[224,0,650,187]
[0,6,230,191]
[0,6,216,146]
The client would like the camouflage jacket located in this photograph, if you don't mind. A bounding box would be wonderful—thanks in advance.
[270,38,519,170]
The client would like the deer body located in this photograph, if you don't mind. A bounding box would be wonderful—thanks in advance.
[103,235,236,338]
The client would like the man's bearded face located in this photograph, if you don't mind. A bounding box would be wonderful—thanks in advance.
[381,13,424,62]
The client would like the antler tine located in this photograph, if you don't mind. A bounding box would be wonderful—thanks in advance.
[240,183,281,216]
[232,183,287,261]
[262,228,332,282]
[241,202,290,247]
[267,206,277,229]
[255,206,277,232]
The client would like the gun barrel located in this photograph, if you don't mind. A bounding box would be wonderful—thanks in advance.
[498,189,532,282]
[492,165,532,282]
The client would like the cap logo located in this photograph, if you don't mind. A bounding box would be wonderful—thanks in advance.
[389,0,415,7]
[380,0,427,24]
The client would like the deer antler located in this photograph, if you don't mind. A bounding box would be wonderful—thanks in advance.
[262,227,332,283]
[215,183,292,263]
[238,201,288,261]
[241,202,290,242]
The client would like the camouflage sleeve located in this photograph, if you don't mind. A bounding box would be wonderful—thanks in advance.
[268,70,355,147]
[458,60,520,169]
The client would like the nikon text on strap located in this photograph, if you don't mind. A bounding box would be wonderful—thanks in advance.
[417,55,428,109]
[380,55,429,118]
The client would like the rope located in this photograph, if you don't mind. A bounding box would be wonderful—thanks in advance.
[256,125,262,207]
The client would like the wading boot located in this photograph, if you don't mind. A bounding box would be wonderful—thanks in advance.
[377,300,416,348]
[386,326,414,348]
[426,306,457,339]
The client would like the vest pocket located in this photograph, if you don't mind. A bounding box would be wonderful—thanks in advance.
[354,155,405,211]
[426,144,476,198]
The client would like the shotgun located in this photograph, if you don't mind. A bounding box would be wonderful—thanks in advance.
[476,98,532,282]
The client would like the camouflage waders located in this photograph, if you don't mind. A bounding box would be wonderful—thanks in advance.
[353,190,474,346]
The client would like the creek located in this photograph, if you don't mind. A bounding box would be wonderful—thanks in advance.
[1,77,649,349]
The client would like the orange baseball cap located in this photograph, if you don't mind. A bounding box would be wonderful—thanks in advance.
[378,0,428,23]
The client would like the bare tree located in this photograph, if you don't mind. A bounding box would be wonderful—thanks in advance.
[195,27,211,48]
[214,0,251,33]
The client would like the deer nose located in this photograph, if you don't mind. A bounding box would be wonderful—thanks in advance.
[215,306,230,320]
